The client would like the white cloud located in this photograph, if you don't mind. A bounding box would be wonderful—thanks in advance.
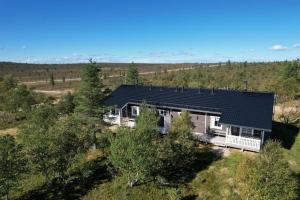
[293,43,300,48]
[270,44,288,51]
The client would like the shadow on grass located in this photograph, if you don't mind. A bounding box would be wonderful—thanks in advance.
[271,121,299,149]
[182,194,198,200]
[160,145,220,185]
[18,159,110,200]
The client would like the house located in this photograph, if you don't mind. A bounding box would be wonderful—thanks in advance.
[103,84,275,152]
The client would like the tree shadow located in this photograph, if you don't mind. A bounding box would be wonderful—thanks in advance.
[271,121,299,149]
[161,145,220,185]
[182,194,197,200]
[18,159,110,200]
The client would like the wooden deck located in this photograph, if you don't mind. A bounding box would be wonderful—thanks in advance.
[193,132,226,146]
[193,132,261,152]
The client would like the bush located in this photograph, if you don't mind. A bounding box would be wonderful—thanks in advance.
[235,140,298,200]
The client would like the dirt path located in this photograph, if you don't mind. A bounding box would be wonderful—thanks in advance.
[274,105,299,115]
[0,127,18,137]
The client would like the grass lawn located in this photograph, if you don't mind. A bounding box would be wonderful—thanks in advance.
[285,129,300,173]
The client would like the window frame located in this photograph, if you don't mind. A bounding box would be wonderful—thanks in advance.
[131,106,139,117]
[231,126,240,136]
[210,116,222,130]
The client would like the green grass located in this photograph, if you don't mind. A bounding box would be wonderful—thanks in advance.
[10,173,46,200]
[187,152,244,200]
[82,177,179,200]
[285,130,300,173]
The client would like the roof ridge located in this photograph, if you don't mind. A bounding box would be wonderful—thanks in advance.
[119,84,274,95]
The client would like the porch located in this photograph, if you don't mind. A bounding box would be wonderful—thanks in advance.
[193,132,262,152]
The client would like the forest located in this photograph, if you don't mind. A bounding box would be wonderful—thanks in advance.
[0,60,299,200]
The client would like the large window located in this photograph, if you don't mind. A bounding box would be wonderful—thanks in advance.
[253,129,262,139]
[210,116,222,130]
[231,126,240,136]
[241,127,253,138]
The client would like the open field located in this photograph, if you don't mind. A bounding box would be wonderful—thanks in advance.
[0,62,209,82]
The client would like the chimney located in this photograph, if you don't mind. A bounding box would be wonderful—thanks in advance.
[244,80,248,91]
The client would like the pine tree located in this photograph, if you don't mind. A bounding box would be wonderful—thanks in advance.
[75,60,104,117]
[75,59,105,149]
[125,62,139,84]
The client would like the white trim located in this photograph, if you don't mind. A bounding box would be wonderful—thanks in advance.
[210,116,223,130]
[221,122,271,132]
[126,101,222,115]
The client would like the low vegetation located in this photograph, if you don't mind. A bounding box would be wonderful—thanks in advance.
[0,60,299,200]
[147,60,300,102]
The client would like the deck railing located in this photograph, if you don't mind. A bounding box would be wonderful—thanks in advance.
[225,134,261,151]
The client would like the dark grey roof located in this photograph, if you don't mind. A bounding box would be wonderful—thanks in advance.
[103,85,274,130]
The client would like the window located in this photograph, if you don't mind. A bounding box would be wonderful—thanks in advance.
[131,106,139,117]
[241,127,252,137]
[210,116,222,130]
[253,129,262,139]
[159,110,168,116]
[231,126,240,136]
[110,109,119,116]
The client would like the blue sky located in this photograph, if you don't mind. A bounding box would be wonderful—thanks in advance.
[0,0,299,63]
